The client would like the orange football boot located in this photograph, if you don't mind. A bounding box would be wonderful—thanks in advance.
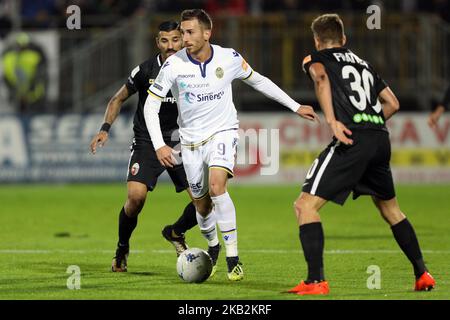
[287,280,329,295]
[415,272,435,291]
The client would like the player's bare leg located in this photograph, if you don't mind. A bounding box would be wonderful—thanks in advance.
[294,192,326,226]
[112,181,147,272]
[194,194,221,277]
[372,196,435,291]
[289,192,329,295]
[162,188,197,256]
[371,196,405,225]
[208,168,243,281]
[124,181,148,217]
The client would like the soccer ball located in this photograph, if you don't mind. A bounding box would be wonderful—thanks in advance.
[176,248,213,283]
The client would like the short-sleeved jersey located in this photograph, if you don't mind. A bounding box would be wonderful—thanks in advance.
[147,44,253,144]
[126,54,178,144]
[303,47,388,132]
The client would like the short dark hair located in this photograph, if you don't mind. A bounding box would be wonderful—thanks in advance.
[158,20,179,32]
[180,9,213,30]
[311,14,345,44]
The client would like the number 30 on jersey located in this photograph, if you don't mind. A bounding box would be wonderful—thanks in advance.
[342,65,382,113]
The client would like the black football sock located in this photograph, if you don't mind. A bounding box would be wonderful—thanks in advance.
[391,218,427,279]
[118,207,137,248]
[172,202,197,236]
[299,222,325,283]
[226,256,240,272]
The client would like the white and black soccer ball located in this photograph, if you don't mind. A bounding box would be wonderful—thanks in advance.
[176,248,213,283]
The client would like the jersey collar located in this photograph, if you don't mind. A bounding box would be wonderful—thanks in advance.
[186,45,214,78]
[157,54,162,67]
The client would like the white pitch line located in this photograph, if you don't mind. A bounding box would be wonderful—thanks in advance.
[0,249,449,254]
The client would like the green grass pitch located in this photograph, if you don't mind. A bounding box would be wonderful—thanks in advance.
[0,183,449,300]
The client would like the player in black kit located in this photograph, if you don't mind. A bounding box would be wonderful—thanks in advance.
[90,21,220,272]
[287,14,435,295]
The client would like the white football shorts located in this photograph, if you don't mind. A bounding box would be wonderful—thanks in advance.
[181,129,239,199]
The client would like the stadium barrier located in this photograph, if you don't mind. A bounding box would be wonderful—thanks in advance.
[0,113,448,184]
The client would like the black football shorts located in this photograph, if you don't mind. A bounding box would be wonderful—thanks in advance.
[302,130,396,205]
[127,140,188,193]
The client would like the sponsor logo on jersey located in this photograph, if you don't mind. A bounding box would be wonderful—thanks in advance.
[353,112,384,125]
[184,92,196,103]
[184,91,225,104]
[199,91,225,102]
[180,81,210,89]
[215,67,224,79]
[131,163,140,176]
[162,97,176,103]
[184,91,225,103]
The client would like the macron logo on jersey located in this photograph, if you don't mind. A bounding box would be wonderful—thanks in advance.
[184,91,225,104]
[179,74,195,78]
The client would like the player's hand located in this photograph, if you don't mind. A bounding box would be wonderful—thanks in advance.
[90,131,109,154]
[156,145,177,168]
[330,120,353,145]
[428,110,441,129]
[296,105,320,123]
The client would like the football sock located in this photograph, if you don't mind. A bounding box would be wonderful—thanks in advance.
[391,218,427,279]
[117,207,137,248]
[211,192,238,257]
[172,202,197,236]
[196,210,219,247]
[299,222,325,283]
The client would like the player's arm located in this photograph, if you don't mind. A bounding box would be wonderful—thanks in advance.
[243,71,319,122]
[143,61,177,168]
[144,92,177,168]
[308,62,353,145]
[90,85,131,154]
[428,85,449,128]
[428,105,446,129]
[378,87,400,121]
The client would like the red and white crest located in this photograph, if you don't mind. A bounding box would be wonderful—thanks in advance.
[131,163,140,176]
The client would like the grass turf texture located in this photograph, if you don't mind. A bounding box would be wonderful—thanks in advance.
[0,184,449,300]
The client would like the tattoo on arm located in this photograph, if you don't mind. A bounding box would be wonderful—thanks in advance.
[104,85,130,125]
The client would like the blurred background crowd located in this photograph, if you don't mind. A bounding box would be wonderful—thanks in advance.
[0,0,449,29]
[0,0,449,113]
